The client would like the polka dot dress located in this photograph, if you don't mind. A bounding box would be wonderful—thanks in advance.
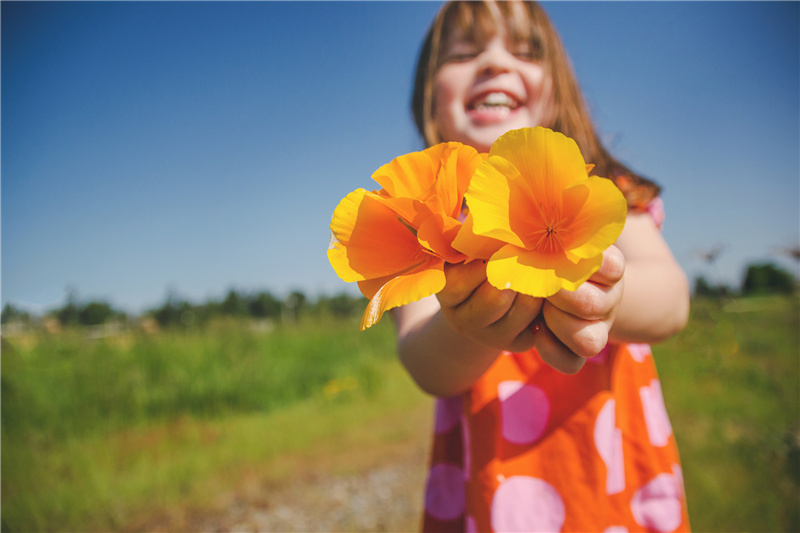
[421,199,690,532]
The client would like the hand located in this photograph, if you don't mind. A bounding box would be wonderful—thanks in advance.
[533,246,626,374]
[436,260,543,353]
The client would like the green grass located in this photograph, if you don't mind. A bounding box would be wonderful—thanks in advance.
[1,317,431,532]
[656,295,799,532]
[2,296,798,532]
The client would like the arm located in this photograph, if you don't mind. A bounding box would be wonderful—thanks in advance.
[608,211,690,343]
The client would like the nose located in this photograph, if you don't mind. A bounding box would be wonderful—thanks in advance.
[475,39,515,77]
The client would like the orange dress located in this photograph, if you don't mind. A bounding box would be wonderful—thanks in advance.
[421,199,691,533]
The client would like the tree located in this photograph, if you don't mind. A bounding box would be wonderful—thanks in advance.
[221,289,247,316]
[742,262,796,295]
[78,301,118,326]
[248,291,282,319]
[1,304,30,325]
[694,276,732,299]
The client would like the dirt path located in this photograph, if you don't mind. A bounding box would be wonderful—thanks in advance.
[140,407,433,533]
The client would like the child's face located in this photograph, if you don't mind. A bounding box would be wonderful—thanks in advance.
[433,29,553,153]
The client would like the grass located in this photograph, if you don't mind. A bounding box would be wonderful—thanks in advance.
[656,295,799,532]
[1,317,431,532]
[2,295,798,532]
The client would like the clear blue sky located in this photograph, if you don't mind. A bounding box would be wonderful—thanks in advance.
[3,1,798,315]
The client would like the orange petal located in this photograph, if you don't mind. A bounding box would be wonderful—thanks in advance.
[328,189,426,281]
[489,127,588,208]
[452,212,504,260]
[563,177,627,258]
[417,213,467,263]
[371,149,438,200]
[486,244,603,297]
[360,262,446,329]
[434,143,484,218]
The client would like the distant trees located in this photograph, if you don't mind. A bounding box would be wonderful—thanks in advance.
[693,261,797,299]
[144,288,364,328]
[741,262,796,296]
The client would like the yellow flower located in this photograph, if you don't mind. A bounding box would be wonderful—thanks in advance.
[328,143,483,328]
[454,127,627,297]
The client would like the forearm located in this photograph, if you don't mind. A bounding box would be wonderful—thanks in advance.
[395,298,502,397]
[610,257,690,344]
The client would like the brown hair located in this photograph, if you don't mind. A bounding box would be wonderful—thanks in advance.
[411,0,660,209]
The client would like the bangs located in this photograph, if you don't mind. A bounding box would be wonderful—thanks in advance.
[437,1,545,64]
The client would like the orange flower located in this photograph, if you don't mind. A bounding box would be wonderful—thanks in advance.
[453,127,627,297]
[328,142,483,329]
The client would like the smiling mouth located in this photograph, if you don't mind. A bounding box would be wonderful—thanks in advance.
[467,92,521,113]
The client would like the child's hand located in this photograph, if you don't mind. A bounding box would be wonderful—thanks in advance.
[436,260,543,354]
[533,246,626,374]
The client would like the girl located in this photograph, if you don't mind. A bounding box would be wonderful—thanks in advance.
[395,2,691,532]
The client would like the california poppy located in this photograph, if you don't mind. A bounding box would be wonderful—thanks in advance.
[454,127,627,297]
[327,142,483,328]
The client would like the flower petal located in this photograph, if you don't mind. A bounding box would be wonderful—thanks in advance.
[417,213,467,263]
[563,177,627,258]
[328,189,426,281]
[372,149,437,199]
[452,212,505,260]
[434,143,484,218]
[463,156,529,247]
[360,263,446,329]
[486,244,603,297]
[490,127,588,207]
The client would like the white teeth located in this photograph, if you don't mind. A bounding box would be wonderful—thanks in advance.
[473,92,519,110]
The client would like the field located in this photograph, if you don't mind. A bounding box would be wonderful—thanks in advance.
[2,295,798,532]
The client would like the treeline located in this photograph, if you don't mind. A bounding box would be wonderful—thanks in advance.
[1,289,369,330]
[694,261,797,299]
[2,261,796,330]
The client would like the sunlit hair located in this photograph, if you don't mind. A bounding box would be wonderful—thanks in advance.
[411,0,660,208]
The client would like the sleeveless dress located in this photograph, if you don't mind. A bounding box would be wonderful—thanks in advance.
[421,198,691,533]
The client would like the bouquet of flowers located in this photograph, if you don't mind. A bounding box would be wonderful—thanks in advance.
[327,127,627,330]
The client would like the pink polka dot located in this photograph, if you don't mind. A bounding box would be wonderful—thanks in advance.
[466,515,478,533]
[434,396,462,434]
[593,399,625,494]
[491,476,565,532]
[425,463,465,521]
[604,528,629,533]
[640,379,673,447]
[627,343,652,362]
[498,381,550,445]
[631,473,683,532]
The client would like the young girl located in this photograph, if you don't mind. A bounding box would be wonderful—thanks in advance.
[395,2,691,532]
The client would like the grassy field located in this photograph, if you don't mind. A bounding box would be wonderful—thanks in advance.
[2,295,798,532]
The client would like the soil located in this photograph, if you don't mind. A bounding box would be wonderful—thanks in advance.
[137,412,433,533]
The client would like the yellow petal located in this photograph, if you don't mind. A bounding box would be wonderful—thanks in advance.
[486,244,603,297]
[360,263,446,329]
[489,127,588,207]
[452,212,505,260]
[463,155,528,247]
[563,177,627,258]
[328,189,426,281]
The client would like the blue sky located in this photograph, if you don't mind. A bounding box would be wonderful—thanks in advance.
[3,1,798,315]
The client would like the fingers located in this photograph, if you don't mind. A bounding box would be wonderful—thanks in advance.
[547,246,625,321]
[437,261,490,308]
[532,321,587,375]
[437,262,543,352]
[541,301,610,358]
